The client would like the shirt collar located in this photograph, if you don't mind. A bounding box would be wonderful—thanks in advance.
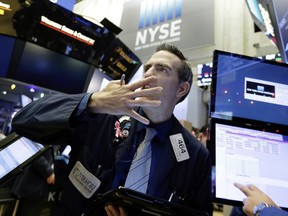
[135,108,174,142]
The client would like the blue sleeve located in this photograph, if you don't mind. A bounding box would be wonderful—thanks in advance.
[75,93,92,116]
[260,207,288,216]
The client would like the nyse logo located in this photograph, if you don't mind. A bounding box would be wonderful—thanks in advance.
[135,19,181,47]
[135,0,182,50]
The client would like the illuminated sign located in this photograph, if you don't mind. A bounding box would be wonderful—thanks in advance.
[259,3,275,37]
[40,16,95,45]
[135,0,182,51]
[0,2,11,10]
[0,1,11,15]
[119,0,214,59]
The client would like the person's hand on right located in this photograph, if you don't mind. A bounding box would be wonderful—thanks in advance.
[234,183,279,216]
[87,76,162,125]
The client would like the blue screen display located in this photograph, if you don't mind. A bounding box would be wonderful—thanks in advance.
[0,35,16,77]
[210,50,288,127]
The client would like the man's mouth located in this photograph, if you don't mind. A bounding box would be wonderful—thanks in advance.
[144,84,150,89]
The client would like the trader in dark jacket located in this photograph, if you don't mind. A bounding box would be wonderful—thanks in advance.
[11,149,55,216]
[12,43,212,216]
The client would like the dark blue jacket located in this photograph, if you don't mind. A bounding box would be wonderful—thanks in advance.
[260,207,288,216]
[12,93,212,216]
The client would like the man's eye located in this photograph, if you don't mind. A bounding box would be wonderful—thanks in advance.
[158,67,166,72]
[144,65,151,72]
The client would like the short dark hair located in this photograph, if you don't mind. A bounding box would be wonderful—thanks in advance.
[156,43,193,103]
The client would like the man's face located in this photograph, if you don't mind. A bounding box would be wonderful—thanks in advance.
[142,50,182,106]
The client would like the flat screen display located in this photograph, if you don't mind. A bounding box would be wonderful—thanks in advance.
[0,34,16,77]
[12,41,93,94]
[0,133,50,185]
[197,63,213,87]
[211,118,288,208]
[210,50,288,128]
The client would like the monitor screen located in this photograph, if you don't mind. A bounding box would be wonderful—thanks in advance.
[210,50,288,128]
[197,63,213,87]
[211,118,288,208]
[98,38,142,82]
[0,133,50,185]
[0,34,16,77]
[7,39,93,94]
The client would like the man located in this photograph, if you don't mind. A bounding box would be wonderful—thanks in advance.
[11,149,55,216]
[198,124,209,147]
[12,43,212,216]
[234,183,288,216]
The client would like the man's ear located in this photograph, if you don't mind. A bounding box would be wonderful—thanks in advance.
[176,81,190,99]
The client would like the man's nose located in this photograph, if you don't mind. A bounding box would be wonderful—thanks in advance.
[143,67,154,78]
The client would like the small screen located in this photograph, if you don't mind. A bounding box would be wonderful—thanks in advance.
[0,136,45,179]
[211,119,288,208]
[210,50,288,127]
[197,63,213,87]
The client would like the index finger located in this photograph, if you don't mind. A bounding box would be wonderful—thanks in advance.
[234,182,251,196]
[127,76,157,90]
[128,109,150,125]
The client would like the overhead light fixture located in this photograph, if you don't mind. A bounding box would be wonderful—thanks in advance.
[11,84,16,90]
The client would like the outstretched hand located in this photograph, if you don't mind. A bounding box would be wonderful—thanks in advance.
[87,76,162,125]
[234,183,278,216]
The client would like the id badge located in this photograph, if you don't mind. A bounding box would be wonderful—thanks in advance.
[69,161,101,198]
[170,133,190,162]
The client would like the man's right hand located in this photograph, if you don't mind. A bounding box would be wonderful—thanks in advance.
[87,76,162,125]
[234,183,279,216]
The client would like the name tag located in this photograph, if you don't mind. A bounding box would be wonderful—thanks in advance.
[69,161,101,198]
[170,133,190,162]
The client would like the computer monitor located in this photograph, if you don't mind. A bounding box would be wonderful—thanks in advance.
[210,50,288,128]
[12,41,94,94]
[210,118,288,208]
[0,133,51,185]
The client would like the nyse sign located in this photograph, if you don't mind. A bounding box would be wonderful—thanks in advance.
[119,0,214,59]
[135,19,181,50]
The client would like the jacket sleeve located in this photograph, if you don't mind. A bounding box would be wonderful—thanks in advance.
[12,93,88,145]
[260,207,288,216]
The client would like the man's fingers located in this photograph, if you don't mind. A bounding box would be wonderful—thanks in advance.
[128,76,157,90]
[247,184,260,192]
[234,182,251,196]
[119,206,128,216]
[128,110,150,125]
[105,205,119,216]
[132,87,163,98]
[126,99,161,107]
[105,205,128,216]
